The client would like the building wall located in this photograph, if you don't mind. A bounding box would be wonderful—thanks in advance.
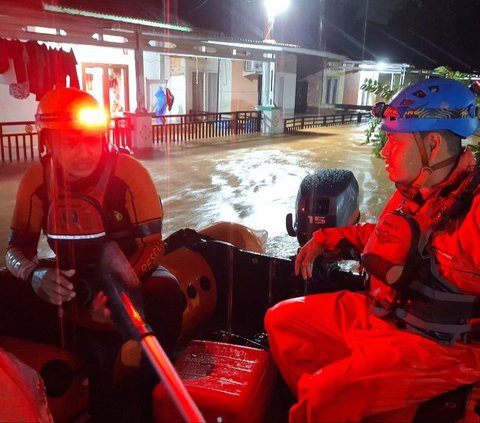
[0,65,37,122]
[73,44,136,111]
[305,71,323,113]
[342,71,361,104]
[168,58,187,115]
[218,59,232,113]
[275,53,297,116]
[0,45,261,124]
[144,50,164,113]
[144,54,187,116]
[231,60,258,112]
[0,42,138,124]
[0,35,375,126]
[185,56,219,113]
[358,71,379,105]
[321,67,345,108]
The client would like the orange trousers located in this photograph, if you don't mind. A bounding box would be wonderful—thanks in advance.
[264,290,480,422]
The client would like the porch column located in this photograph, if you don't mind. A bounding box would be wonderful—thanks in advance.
[262,60,276,107]
[134,30,147,113]
[129,31,152,149]
[125,113,153,150]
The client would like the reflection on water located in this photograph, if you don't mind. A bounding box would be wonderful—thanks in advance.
[144,125,394,259]
[0,125,394,267]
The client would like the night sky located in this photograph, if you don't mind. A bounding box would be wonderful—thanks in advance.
[173,0,480,73]
[32,0,480,72]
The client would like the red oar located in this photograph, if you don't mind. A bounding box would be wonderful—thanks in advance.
[116,288,205,423]
[100,242,205,423]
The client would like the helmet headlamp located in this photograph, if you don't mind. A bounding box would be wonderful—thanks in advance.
[77,107,109,130]
[371,102,402,119]
[36,87,109,133]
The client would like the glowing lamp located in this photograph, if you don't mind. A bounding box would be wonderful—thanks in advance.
[264,0,290,21]
[76,107,109,130]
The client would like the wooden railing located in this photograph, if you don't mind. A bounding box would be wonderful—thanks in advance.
[284,112,371,132]
[0,112,260,162]
[110,117,132,150]
[0,121,38,162]
[151,111,261,144]
[1,110,370,163]
[0,117,131,163]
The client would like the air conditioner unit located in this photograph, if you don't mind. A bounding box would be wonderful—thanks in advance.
[244,60,263,74]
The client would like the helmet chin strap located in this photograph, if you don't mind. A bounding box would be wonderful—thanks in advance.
[411,132,457,190]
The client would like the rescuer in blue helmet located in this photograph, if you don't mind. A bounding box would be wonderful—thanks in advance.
[265,78,480,422]
[373,77,478,191]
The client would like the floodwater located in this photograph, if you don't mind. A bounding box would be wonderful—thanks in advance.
[0,124,394,267]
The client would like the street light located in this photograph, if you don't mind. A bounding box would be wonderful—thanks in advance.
[261,0,290,110]
[263,0,290,41]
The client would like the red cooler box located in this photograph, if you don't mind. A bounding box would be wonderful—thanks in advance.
[153,340,276,422]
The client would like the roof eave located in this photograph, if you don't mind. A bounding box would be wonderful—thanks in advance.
[42,2,193,33]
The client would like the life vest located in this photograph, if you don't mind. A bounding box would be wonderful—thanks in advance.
[389,258,480,345]
[40,148,137,275]
[43,152,116,269]
[362,169,480,345]
[45,152,115,243]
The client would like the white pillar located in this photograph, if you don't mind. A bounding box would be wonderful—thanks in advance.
[134,31,147,113]
[125,113,152,149]
[262,60,276,106]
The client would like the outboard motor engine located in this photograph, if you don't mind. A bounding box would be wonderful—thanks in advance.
[286,168,363,294]
[286,168,360,246]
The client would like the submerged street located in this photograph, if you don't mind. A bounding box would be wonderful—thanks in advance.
[0,124,393,267]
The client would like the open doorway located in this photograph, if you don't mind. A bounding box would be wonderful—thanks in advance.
[191,71,218,113]
[81,64,130,116]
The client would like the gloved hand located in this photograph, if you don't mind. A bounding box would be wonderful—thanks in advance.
[30,268,76,305]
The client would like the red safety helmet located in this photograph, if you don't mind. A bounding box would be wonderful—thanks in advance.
[36,87,109,133]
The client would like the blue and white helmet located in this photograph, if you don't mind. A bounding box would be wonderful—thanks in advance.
[372,78,478,138]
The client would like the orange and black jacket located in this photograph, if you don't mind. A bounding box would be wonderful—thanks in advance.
[6,149,164,282]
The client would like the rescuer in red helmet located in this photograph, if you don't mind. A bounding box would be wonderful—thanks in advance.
[3,87,186,422]
[265,78,480,421]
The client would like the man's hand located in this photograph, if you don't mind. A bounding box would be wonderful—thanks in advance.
[295,237,325,280]
[102,241,141,290]
[90,291,112,323]
[30,268,76,305]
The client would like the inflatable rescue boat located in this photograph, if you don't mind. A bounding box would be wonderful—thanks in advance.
[0,168,478,423]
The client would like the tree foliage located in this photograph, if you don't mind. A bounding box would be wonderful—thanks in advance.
[360,78,400,158]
